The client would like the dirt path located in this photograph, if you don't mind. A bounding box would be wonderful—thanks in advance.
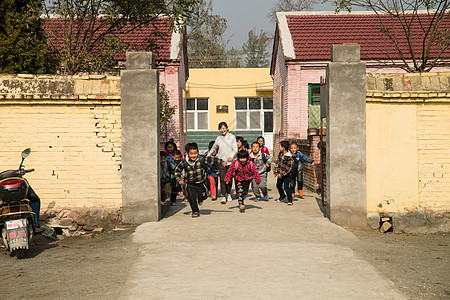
[0,181,448,299]
[350,230,449,299]
[0,229,138,299]
[121,192,406,299]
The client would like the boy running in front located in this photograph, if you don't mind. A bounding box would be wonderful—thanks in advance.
[225,150,261,213]
[175,143,223,218]
[274,140,295,205]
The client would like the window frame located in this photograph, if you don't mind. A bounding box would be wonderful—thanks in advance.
[308,84,321,105]
[234,97,273,132]
[186,97,209,131]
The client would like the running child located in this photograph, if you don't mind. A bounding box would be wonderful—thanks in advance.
[175,143,223,218]
[204,141,220,200]
[225,150,261,213]
[249,142,272,201]
[164,139,177,161]
[257,136,270,156]
[289,142,314,198]
[160,151,171,203]
[168,149,183,206]
[236,136,248,152]
[273,140,295,205]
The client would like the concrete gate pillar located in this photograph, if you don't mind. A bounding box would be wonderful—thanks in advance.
[325,44,367,228]
[121,52,161,224]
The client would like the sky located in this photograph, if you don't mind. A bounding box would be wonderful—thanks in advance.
[211,0,343,49]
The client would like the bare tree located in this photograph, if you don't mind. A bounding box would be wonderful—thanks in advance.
[267,0,316,23]
[43,0,199,74]
[332,0,450,72]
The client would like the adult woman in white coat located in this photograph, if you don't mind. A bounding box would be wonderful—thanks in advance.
[209,122,238,204]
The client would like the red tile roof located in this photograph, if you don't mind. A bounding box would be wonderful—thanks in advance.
[42,17,176,61]
[284,12,450,61]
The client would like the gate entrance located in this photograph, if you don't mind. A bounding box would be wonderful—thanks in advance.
[121,52,161,224]
[322,44,367,228]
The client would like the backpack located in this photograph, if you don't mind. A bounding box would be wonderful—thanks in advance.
[262,152,271,173]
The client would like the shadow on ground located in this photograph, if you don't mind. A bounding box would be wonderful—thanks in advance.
[315,197,327,217]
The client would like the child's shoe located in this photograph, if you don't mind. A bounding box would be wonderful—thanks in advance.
[254,196,260,202]
[192,211,200,218]
[276,197,286,203]
[239,204,246,213]
[263,195,269,201]
[227,194,233,202]
[211,195,217,200]
[299,190,304,197]
[221,197,227,204]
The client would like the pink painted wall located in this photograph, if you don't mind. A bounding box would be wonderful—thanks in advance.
[276,55,450,146]
[272,41,288,156]
[158,54,188,151]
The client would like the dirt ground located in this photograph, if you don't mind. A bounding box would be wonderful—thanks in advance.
[349,229,449,300]
[0,229,138,300]
[0,222,448,299]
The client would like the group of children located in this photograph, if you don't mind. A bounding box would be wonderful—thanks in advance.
[160,137,314,218]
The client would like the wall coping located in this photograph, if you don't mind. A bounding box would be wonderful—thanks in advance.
[0,96,120,105]
[0,74,120,80]
[366,91,450,103]
[367,72,450,78]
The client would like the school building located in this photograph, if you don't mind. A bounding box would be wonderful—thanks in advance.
[185,68,274,151]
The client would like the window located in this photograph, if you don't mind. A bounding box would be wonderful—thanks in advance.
[235,97,273,132]
[187,98,209,131]
[308,84,321,105]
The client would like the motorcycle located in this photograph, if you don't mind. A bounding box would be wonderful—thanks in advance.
[0,148,37,258]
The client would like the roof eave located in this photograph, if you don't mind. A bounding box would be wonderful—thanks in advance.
[276,12,296,61]
[169,21,184,61]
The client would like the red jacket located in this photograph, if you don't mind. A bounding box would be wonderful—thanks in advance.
[225,159,261,184]
[261,146,270,156]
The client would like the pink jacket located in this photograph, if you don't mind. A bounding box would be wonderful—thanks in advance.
[225,160,261,184]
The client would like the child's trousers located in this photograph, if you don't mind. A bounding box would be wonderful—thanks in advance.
[218,164,233,197]
[185,182,208,213]
[161,182,171,201]
[170,179,182,203]
[207,175,218,197]
[276,176,293,203]
[292,171,304,192]
[235,180,251,205]
[252,173,268,197]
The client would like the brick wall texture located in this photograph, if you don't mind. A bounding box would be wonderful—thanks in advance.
[285,72,449,218]
[288,129,324,194]
[1,70,185,211]
[366,72,450,215]
[0,74,122,210]
[158,61,187,150]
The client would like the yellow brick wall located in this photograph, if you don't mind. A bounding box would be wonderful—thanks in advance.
[417,104,450,209]
[366,102,419,212]
[0,75,121,209]
[366,72,450,215]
